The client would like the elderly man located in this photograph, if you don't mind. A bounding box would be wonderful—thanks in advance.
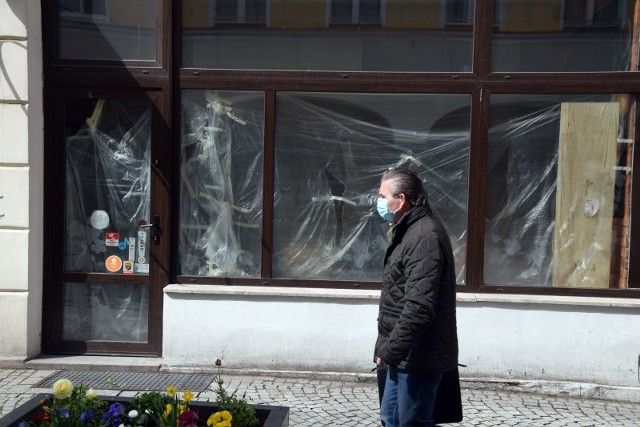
[374,168,459,427]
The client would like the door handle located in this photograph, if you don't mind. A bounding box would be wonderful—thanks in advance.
[140,215,162,244]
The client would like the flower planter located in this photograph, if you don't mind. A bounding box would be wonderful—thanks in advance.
[0,394,289,427]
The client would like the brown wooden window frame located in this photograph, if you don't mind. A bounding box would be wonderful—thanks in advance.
[42,1,640,299]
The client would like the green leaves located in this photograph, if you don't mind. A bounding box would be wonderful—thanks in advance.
[212,369,259,427]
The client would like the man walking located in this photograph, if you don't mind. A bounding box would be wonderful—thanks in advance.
[374,168,459,427]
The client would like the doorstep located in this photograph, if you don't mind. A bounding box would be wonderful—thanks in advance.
[24,355,163,373]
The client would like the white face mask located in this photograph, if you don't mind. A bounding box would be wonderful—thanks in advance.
[376,197,396,222]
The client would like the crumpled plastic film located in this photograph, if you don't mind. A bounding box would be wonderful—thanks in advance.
[483,103,561,285]
[179,91,471,281]
[180,91,265,277]
[63,99,151,342]
[484,99,628,287]
[272,93,470,281]
[64,99,151,273]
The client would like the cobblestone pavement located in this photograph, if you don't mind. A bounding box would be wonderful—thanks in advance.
[1,369,640,426]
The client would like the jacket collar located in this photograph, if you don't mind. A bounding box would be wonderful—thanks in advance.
[391,204,432,242]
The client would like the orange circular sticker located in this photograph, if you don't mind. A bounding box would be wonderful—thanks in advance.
[106,255,123,272]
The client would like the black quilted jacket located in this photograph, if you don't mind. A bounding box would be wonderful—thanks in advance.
[374,204,459,373]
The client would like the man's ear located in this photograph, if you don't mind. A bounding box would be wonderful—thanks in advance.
[398,193,408,210]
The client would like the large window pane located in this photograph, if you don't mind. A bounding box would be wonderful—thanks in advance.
[180,90,265,277]
[63,282,148,342]
[273,92,470,281]
[493,0,633,72]
[182,0,474,71]
[493,0,638,72]
[59,0,156,61]
[64,99,151,275]
[485,94,635,288]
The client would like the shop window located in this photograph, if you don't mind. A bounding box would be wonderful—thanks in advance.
[45,0,640,295]
[179,91,470,282]
[179,90,265,277]
[484,94,635,289]
[272,93,470,281]
[181,0,473,71]
[58,0,156,61]
[492,0,631,72]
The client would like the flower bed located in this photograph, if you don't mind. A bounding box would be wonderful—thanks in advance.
[0,394,289,427]
[0,366,288,427]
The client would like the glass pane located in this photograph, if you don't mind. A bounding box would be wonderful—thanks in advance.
[493,0,633,72]
[179,90,265,277]
[273,92,470,282]
[58,0,156,61]
[64,99,151,275]
[485,94,635,288]
[182,0,474,71]
[63,282,148,342]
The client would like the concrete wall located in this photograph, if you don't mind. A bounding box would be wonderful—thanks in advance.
[0,0,43,363]
[163,285,640,396]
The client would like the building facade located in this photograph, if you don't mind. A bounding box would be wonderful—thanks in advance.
[1,0,640,399]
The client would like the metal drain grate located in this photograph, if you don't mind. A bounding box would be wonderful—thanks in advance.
[35,370,214,392]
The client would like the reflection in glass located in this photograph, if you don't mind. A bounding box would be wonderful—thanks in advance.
[182,0,474,71]
[273,92,470,282]
[484,94,634,288]
[64,99,151,275]
[59,0,156,61]
[493,0,634,72]
[62,282,148,342]
[180,90,265,277]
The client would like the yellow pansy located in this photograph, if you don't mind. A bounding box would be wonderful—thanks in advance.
[165,385,178,396]
[207,410,232,427]
[52,379,74,399]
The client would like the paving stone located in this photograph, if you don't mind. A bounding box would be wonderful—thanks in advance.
[1,369,640,426]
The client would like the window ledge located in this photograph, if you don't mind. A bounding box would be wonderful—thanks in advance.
[165,284,640,307]
[164,284,380,300]
[459,293,640,308]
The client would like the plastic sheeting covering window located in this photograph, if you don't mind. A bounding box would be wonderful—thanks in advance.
[484,95,633,288]
[273,93,470,282]
[180,90,265,277]
[63,99,151,342]
[62,282,149,342]
[64,99,151,275]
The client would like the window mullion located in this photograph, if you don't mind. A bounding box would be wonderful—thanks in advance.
[261,90,277,279]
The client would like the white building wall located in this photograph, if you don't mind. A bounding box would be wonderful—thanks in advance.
[164,286,640,397]
[0,0,43,364]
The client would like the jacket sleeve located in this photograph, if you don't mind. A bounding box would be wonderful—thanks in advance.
[377,233,442,366]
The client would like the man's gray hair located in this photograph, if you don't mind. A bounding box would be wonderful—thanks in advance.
[381,168,429,207]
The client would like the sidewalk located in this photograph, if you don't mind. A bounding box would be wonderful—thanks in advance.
[1,363,640,426]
